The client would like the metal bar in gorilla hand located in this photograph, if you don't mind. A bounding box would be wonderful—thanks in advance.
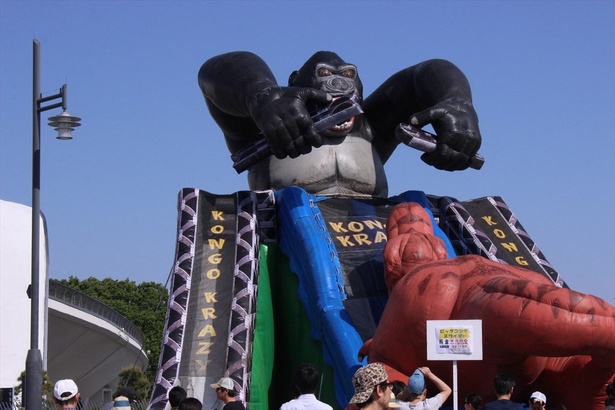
[231,95,363,173]
[395,123,485,170]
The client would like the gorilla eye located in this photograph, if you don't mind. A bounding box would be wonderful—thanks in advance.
[318,67,332,77]
[342,69,356,78]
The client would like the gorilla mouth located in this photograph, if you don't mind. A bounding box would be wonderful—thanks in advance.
[328,116,355,132]
[311,94,362,136]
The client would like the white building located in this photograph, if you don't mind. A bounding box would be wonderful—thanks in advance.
[0,200,148,405]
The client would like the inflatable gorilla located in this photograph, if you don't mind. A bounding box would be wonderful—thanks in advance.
[198,51,481,197]
[367,202,615,409]
[199,51,614,408]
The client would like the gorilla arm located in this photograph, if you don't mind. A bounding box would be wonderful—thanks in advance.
[376,256,615,370]
[198,51,279,151]
[198,52,279,119]
[198,51,330,158]
[453,266,615,366]
[363,59,481,170]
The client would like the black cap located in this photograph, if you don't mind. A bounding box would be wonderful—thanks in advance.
[116,387,137,402]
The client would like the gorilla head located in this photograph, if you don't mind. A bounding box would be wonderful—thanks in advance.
[289,51,363,99]
[289,51,363,137]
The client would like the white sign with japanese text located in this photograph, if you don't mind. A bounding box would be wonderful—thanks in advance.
[427,320,483,361]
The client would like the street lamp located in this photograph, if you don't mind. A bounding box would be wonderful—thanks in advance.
[26,39,81,410]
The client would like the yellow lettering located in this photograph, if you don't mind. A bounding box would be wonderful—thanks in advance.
[336,236,355,247]
[211,211,224,221]
[198,324,217,337]
[481,216,497,226]
[201,308,216,320]
[501,242,518,252]
[328,222,348,233]
[515,256,529,265]
[348,221,364,233]
[195,359,209,372]
[196,342,214,355]
[493,229,506,239]
[374,231,388,243]
[353,233,372,245]
[208,238,225,250]
[363,220,384,230]
[203,292,217,303]
[207,269,221,279]
[211,225,224,234]
[208,254,222,264]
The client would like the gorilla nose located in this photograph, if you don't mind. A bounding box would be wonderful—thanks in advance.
[325,77,355,94]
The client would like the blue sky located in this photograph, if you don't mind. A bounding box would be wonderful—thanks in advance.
[1,1,613,304]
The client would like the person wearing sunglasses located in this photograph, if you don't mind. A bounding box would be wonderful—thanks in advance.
[349,363,395,410]
[211,377,246,410]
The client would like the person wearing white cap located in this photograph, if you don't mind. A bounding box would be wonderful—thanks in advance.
[211,377,246,410]
[52,379,80,410]
[528,391,546,410]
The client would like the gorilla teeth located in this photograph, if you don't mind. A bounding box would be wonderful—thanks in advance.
[329,117,355,132]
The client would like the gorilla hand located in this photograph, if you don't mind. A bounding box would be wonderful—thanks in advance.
[410,96,481,171]
[248,86,332,159]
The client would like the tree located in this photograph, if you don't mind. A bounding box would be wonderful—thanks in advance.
[14,370,54,408]
[117,367,151,400]
[58,277,168,384]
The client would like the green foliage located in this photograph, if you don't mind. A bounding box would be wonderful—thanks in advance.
[14,370,54,408]
[58,277,168,385]
[117,367,151,400]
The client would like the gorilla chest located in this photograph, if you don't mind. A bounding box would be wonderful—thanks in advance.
[251,137,387,196]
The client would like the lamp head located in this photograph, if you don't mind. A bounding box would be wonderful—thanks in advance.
[48,110,81,140]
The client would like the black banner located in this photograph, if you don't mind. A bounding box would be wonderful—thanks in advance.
[179,194,238,401]
[149,189,275,410]
[316,195,406,342]
[317,196,392,300]
[437,195,567,288]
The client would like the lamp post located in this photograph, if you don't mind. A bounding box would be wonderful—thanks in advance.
[26,39,81,410]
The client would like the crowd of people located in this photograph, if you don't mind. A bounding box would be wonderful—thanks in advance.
[50,368,615,410]
[163,377,247,410]
[344,365,612,410]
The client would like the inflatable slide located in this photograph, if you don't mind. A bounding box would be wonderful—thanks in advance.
[147,186,574,410]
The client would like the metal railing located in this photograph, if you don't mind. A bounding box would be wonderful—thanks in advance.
[48,280,143,345]
[1,398,151,410]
